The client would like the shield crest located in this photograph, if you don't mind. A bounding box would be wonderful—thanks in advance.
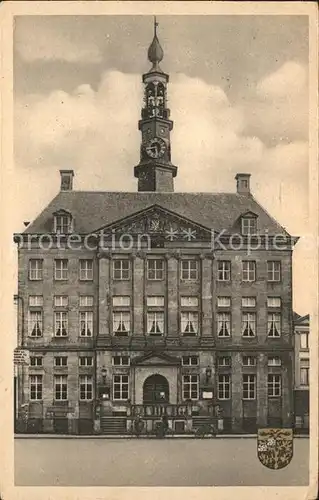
[257,428,293,469]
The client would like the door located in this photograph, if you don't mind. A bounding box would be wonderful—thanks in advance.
[143,374,169,403]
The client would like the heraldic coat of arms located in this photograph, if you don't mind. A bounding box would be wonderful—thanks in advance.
[257,428,294,470]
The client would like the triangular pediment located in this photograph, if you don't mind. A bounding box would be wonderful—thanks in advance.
[132,351,181,366]
[97,204,213,241]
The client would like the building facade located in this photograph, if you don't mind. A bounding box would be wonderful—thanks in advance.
[293,313,310,433]
[14,23,298,435]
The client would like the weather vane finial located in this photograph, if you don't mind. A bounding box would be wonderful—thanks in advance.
[154,16,158,36]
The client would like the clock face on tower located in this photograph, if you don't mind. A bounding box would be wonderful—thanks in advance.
[145,137,166,159]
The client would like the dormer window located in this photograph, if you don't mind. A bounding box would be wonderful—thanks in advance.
[53,210,73,234]
[241,213,257,235]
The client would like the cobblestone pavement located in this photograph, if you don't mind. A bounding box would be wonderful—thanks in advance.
[15,437,309,486]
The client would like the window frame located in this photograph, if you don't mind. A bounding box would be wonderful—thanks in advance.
[29,374,43,400]
[218,374,231,400]
[242,312,256,337]
[242,374,256,400]
[217,311,231,338]
[267,374,281,397]
[112,311,131,336]
[79,259,93,281]
[54,259,69,281]
[113,374,129,401]
[79,374,93,401]
[28,310,43,337]
[180,259,198,281]
[241,216,257,236]
[79,310,93,337]
[267,261,281,282]
[54,311,68,337]
[147,258,165,280]
[181,355,199,366]
[54,356,68,367]
[54,374,68,401]
[242,261,256,282]
[217,260,231,281]
[267,312,281,338]
[182,374,199,401]
[28,259,43,281]
[180,311,199,336]
[112,259,131,280]
[79,356,93,367]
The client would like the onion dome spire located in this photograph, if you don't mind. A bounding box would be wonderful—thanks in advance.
[147,16,164,72]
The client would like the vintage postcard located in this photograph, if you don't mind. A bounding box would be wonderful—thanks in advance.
[0,1,318,500]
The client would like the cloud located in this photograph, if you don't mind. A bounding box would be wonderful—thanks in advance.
[15,21,103,63]
[240,61,308,144]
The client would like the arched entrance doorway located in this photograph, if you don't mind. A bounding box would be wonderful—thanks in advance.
[143,374,169,403]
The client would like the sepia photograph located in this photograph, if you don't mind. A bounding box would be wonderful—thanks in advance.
[0,1,318,499]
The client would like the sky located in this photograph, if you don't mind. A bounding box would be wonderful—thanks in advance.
[13,15,311,314]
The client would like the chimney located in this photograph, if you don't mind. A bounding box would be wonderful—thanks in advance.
[235,173,251,195]
[60,170,74,191]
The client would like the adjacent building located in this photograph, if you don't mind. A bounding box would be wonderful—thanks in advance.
[14,22,298,434]
[293,313,310,433]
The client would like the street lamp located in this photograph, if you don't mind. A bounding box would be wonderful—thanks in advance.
[205,366,212,384]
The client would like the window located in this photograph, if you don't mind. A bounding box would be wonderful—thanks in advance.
[30,356,43,367]
[217,261,231,281]
[267,297,281,308]
[29,295,43,307]
[242,312,256,337]
[181,312,198,336]
[79,356,93,367]
[182,356,199,366]
[80,311,93,337]
[243,356,256,366]
[242,261,256,282]
[29,259,43,280]
[147,259,164,280]
[54,375,68,400]
[54,311,68,337]
[30,374,43,400]
[147,312,164,335]
[218,374,231,400]
[181,296,199,308]
[300,359,309,386]
[181,259,198,280]
[300,333,309,350]
[54,295,68,307]
[267,313,281,337]
[218,356,231,367]
[79,259,93,280]
[113,375,129,400]
[268,374,281,397]
[80,296,94,307]
[113,259,130,280]
[217,312,231,337]
[147,296,165,307]
[112,356,130,366]
[242,297,256,308]
[54,259,68,280]
[79,375,93,400]
[54,213,72,234]
[267,261,281,282]
[28,311,43,337]
[268,356,281,366]
[241,217,257,235]
[182,375,199,400]
[54,356,68,367]
[217,297,231,308]
[113,312,130,336]
[243,374,256,400]
[112,296,130,307]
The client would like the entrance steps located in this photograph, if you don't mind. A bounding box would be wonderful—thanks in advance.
[100,416,127,435]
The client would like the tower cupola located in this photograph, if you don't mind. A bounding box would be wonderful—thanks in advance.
[134,17,178,192]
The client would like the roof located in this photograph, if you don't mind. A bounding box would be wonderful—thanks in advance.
[294,313,310,326]
[23,190,291,236]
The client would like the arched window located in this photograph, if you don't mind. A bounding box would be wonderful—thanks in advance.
[53,210,73,234]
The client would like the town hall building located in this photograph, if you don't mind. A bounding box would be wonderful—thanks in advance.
[14,22,298,435]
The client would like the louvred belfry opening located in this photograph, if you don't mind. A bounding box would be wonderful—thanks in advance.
[134,17,178,192]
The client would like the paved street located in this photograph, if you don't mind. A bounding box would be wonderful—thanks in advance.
[15,437,309,486]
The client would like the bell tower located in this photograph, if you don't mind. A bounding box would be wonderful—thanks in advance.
[134,18,178,192]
